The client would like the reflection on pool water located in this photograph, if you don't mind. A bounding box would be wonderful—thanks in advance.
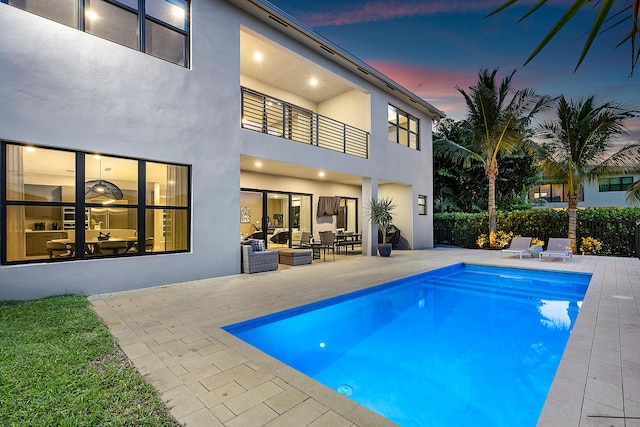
[223,263,590,427]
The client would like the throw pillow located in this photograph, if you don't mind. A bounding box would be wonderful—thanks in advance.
[250,239,264,252]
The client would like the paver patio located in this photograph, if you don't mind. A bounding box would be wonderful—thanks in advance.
[90,248,640,426]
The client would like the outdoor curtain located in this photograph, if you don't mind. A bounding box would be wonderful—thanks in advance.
[317,196,340,217]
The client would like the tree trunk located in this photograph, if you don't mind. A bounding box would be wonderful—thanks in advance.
[567,197,579,254]
[488,169,497,246]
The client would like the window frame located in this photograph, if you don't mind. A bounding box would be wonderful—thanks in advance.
[1,142,191,265]
[418,195,427,215]
[3,0,190,67]
[598,176,634,192]
[388,104,420,150]
[529,184,584,203]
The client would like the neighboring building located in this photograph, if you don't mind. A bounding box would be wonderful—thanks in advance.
[528,175,639,208]
[0,0,444,299]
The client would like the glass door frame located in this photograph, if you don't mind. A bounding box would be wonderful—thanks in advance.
[241,188,313,249]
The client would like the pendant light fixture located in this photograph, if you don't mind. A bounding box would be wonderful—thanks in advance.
[84,157,123,200]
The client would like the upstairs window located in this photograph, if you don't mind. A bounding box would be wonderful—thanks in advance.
[599,176,633,192]
[388,104,419,150]
[4,0,189,67]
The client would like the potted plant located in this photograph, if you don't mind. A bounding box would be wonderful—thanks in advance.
[529,237,544,258]
[367,196,396,257]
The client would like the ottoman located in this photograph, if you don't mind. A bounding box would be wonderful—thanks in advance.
[279,249,313,266]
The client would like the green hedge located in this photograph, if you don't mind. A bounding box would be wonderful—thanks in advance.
[434,207,640,257]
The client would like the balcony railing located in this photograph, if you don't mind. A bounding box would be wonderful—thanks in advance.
[241,87,369,159]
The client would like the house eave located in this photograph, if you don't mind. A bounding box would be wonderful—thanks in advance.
[226,0,446,120]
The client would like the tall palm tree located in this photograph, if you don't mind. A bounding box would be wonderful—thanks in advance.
[536,95,640,252]
[435,68,554,246]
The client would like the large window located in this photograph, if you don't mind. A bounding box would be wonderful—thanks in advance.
[388,104,419,150]
[2,142,190,264]
[599,176,633,192]
[528,184,583,203]
[4,0,189,67]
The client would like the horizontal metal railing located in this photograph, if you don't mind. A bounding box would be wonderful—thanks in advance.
[241,87,369,158]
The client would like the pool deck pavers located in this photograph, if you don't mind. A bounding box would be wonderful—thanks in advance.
[89,248,640,426]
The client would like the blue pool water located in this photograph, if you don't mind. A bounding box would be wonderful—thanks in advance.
[223,263,590,427]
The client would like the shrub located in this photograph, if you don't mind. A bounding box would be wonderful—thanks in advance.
[580,237,603,255]
[434,207,640,257]
[530,237,544,246]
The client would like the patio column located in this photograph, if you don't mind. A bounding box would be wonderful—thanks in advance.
[361,177,377,256]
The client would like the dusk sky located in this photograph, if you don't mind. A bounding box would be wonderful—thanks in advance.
[270,0,640,141]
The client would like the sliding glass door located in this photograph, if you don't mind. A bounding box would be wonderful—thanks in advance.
[266,192,289,248]
[240,189,312,248]
[240,191,264,241]
[337,197,358,233]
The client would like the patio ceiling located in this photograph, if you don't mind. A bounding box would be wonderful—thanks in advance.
[240,28,360,104]
[240,155,364,186]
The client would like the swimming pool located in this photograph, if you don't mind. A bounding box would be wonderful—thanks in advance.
[223,263,590,427]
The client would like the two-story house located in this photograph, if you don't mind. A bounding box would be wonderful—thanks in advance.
[0,0,444,300]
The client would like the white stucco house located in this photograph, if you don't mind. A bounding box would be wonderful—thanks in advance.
[0,0,444,300]
[528,174,639,208]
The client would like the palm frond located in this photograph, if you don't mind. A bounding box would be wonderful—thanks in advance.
[524,0,589,67]
[588,142,640,178]
[434,138,485,168]
[625,179,640,204]
[632,0,639,75]
[485,0,520,17]
[575,0,615,71]
[488,0,640,73]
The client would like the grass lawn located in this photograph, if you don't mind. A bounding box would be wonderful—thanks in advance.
[0,294,180,426]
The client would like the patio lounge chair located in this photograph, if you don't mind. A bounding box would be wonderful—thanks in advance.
[539,238,573,263]
[241,240,278,273]
[500,237,532,259]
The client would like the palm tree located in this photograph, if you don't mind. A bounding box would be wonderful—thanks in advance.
[536,95,640,252]
[435,67,554,246]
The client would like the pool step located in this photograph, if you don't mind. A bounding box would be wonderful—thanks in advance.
[426,275,584,300]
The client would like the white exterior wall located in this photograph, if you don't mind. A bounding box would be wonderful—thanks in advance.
[534,176,640,209]
[0,0,438,300]
[318,89,371,131]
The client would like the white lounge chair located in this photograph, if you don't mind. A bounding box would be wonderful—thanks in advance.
[500,237,532,259]
[539,238,573,263]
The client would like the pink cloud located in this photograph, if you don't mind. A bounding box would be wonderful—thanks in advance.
[298,0,547,27]
[367,60,476,118]
[625,118,640,141]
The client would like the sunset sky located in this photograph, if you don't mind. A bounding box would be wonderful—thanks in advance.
[270,0,640,140]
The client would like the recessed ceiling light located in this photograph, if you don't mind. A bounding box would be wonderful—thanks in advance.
[25,146,36,153]
[255,161,262,167]
[93,154,101,160]
[86,10,98,20]
[310,78,318,86]
[253,52,263,62]
[318,171,325,177]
